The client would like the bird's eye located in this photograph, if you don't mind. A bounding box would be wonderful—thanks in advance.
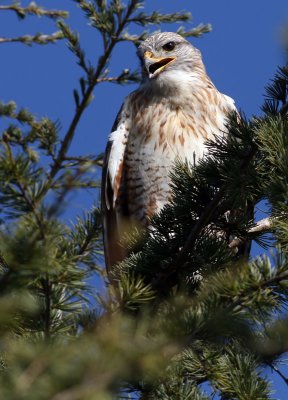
[162,41,176,51]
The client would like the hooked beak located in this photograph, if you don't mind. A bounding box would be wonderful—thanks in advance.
[144,51,176,78]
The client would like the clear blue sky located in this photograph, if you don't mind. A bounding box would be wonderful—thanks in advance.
[1,0,288,398]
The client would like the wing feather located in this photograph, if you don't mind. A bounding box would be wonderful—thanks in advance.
[101,97,131,273]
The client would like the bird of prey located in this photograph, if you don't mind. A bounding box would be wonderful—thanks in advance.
[102,31,236,271]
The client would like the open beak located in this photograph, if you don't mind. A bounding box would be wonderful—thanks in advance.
[144,51,176,78]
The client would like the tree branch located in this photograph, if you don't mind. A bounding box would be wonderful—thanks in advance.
[47,0,138,184]
[174,189,225,271]
[230,269,288,314]
[229,217,272,249]
[151,142,257,290]
[280,101,288,115]
[0,32,63,45]
[268,363,288,387]
[41,275,51,340]
[0,3,68,19]
[64,155,103,167]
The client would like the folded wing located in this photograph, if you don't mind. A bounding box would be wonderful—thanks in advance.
[101,98,131,272]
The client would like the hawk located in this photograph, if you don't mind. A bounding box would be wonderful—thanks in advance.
[102,32,236,271]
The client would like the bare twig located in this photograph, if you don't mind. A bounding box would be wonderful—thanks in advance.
[64,156,103,167]
[229,217,272,249]
[249,217,272,233]
[96,76,124,83]
[268,363,288,387]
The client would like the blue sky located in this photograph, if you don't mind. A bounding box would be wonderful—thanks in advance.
[1,0,288,398]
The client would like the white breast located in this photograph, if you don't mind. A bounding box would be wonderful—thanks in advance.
[124,86,236,223]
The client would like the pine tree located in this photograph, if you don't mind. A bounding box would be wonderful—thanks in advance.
[0,1,288,399]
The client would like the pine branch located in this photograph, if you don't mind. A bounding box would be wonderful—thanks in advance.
[49,1,139,185]
[95,69,141,84]
[171,187,225,271]
[197,255,288,323]
[0,2,68,19]
[77,210,102,257]
[280,101,288,115]
[47,167,88,217]
[176,24,212,38]
[42,274,52,340]
[0,32,64,45]
[231,269,288,312]
[262,66,288,115]
[127,10,192,26]
[64,155,103,167]
[66,207,103,271]
[150,124,257,290]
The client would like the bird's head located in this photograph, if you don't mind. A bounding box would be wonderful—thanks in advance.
[137,32,205,85]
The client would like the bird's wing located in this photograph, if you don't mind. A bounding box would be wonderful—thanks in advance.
[222,94,237,111]
[101,97,132,273]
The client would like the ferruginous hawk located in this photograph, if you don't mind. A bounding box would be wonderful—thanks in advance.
[102,32,236,271]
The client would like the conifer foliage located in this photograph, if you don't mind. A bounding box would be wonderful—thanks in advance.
[0,1,287,399]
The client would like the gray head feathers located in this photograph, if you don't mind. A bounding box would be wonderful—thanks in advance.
[138,32,190,56]
[137,31,206,85]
